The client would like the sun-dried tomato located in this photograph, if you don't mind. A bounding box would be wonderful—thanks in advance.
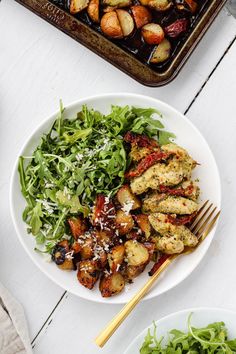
[166,212,197,226]
[159,184,194,198]
[125,151,170,178]
[124,131,158,148]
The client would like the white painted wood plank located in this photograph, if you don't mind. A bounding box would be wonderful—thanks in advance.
[32,27,236,354]
[0,0,235,348]
[0,0,235,119]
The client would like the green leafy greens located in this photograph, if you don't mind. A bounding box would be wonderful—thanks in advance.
[19,103,175,253]
[140,314,236,354]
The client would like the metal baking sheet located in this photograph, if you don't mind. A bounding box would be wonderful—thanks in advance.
[15,0,227,86]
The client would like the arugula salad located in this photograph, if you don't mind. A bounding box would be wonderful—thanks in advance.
[140,314,236,354]
[19,103,174,254]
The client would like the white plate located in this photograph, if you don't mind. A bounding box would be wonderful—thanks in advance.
[125,307,236,354]
[10,93,221,304]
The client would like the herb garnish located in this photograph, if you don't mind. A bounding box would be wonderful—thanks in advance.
[140,314,236,353]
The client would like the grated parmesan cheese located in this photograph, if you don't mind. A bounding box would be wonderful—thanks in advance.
[121,200,134,215]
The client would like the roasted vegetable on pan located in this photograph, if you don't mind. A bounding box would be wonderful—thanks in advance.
[67,0,198,66]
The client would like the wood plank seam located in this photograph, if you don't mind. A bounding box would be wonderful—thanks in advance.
[184,34,236,115]
[31,291,67,347]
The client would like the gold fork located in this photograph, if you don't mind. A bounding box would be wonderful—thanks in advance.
[95,201,220,348]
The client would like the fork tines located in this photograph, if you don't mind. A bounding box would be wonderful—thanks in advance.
[190,200,220,240]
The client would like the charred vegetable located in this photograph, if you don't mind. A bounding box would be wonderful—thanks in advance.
[77,260,99,289]
[99,272,125,297]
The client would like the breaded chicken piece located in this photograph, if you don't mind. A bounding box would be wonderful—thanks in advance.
[149,213,198,254]
[161,143,196,165]
[153,235,184,254]
[130,157,191,195]
[179,180,200,201]
[143,195,198,214]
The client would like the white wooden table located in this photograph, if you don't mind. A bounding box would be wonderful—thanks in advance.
[1,1,236,353]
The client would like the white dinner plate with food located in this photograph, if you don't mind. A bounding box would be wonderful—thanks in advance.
[125,307,236,354]
[10,93,221,304]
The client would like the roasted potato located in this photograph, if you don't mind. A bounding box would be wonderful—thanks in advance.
[95,230,112,246]
[134,214,152,238]
[138,0,150,5]
[125,264,146,280]
[58,259,74,271]
[96,249,108,268]
[147,0,173,11]
[87,0,99,22]
[125,240,149,266]
[142,23,165,45]
[77,260,99,289]
[115,210,134,235]
[116,9,134,37]
[150,38,171,64]
[52,241,69,263]
[143,241,155,260]
[126,230,142,241]
[131,5,152,29]
[102,0,131,7]
[117,185,141,210]
[108,245,125,272]
[70,0,89,14]
[68,216,87,239]
[79,237,94,260]
[99,272,125,297]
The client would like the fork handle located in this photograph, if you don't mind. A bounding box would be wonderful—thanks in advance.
[95,257,174,348]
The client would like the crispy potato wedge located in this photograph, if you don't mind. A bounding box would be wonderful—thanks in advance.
[108,245,125,272]
[117,185,141,210]
[135,214,152,238]
[77,260,99,289]
[115,210,134,235]
[116,9,134,37]
[150,38,171,64]
[148,0,173,11]
[102,0,131,7]
[68,217,87,239]
[131,5,152,29]
[87,0,100,22]
[125,240,149,266]
[99,272,125,297]
[142,23,165,45]
[101,12,124,38]
[70,0,89,14]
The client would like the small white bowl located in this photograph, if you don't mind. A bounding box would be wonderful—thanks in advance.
[125,307,236,353]
[10,93,221,304]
